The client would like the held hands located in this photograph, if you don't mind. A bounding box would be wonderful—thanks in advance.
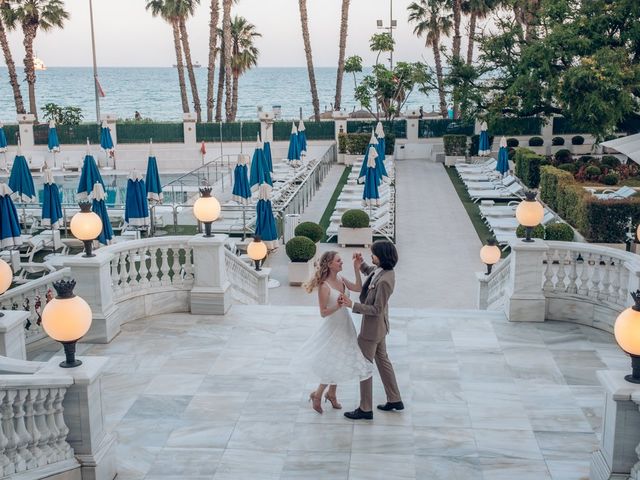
[338,293,353,308]
[352,252,363,271]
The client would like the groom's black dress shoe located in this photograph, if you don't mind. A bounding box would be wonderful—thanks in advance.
[377,401,405,411]
[344,408,373,420]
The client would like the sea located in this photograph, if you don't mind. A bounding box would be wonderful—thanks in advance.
[0,66,440,123]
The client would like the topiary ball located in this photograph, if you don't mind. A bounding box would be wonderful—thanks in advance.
[601,155,621,169]
[601,173,619,186]
[506,138,519,148]
[285,236,317,263]
[552,136,565,146]
[554,149,572,164]
[341,209,370,228]
[558,163,577,174]
[516,224,545,239]
[528,136,544,147]
[586,165,601,178]
[571,135,585,145]
[294,221,323,243]
[545,223,574,241]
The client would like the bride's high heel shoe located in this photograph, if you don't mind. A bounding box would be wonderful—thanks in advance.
[324,393,342,410]
[309,392,323,414]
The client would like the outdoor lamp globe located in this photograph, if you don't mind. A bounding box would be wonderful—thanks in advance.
[42,279,92,368]
[480,239,501,275]
[515,191,544,242]
[247,236,268,271]
[193,186,221,237]
[70,202,103,257]
[0,259,12,317]
[614,290,640,383]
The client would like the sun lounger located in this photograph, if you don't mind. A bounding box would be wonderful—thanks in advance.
[469,183,524,203]
[486,210,554,231]
[479,201,520,218]
[464,175,516,191]
[590,185,636,200]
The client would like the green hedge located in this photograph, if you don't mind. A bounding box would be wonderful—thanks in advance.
[32,123,100,145]
[514,148,545,188]
[418,119,474,138]
[196,121,261,142]
[540,165,574,209]
[118,122,183,143]
[443,135,467,156]
[488,117,541,136]
[304,121,335,140]
[2,124,19,145]
[347,120,406,139]
[337,133,395,155]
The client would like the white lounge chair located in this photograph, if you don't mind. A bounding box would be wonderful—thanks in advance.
[464,175,517,191]
[591,185,636,200]
[486,210,554,231]
[479,201,520,218]
[469,183,524,203]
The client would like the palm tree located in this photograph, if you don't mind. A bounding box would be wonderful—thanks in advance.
[0,12,25,114]
[222,0,233,121]
[229,16,260,120]
[176,0,202,122]
[408,0,452,118]
[206,0,220,122]
[334,0,350,111]
[146,0,190,114]
[2,0,68,120]
[462,0,494,65]
[452,0,462,61]
[298,0,320,121]
[215,38,225,121]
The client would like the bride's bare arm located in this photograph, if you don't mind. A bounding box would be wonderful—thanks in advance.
[342,276,361,293]
[318,283,341,318]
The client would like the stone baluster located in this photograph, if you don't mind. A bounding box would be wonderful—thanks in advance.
[25,389,43,468]
[13,389,32,469]
[149,246,161,287]
[601,256,612,301]
[555,250,567,292]
[183,247,194,281]
[129,249,141,289]
[3,390,23,472]
[160,247,171,286]
[44,388,60,462]
[587,254,600,298]
[53,388,71,460]
[33,388,52,465]
[118,252,129,293]
[110,253,119,291]
[542,251,553,291]
[169,247,181,287]
[0,391,11,476]
[610,260,621,304]
[138,246,150,286]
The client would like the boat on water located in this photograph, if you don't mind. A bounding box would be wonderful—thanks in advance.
[33,55,46,71]
[172,61,201,68]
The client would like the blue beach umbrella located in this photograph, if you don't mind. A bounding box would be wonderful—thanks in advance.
[255,198,278,250]
[362,145,381,207]
[263,141,273,173]
[232,154,251,204]
[41,169,63,229]
[0,183,21,248]
[496,136,509,176]
[358,131,388,184]
[375,121,386,162]
[91,182,114,245]
[478,121,491,157]
[249,136,272,192]
[145,142,163,203]
[8,147,36,202]
[100,121,115,169]
[48,120,60,153]
[298,119,307,156]
[77,144,105,199]
[0,122,7,153]
[124,170,150,228]
[287,123,301,166]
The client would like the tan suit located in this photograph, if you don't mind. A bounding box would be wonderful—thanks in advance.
[352,262,402,411]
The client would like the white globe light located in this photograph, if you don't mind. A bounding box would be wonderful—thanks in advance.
[70,210,103,241]
[615,306,640,356]
[0,259,12,295]
[247,239,268,262]
[193,194,221,223]
[515,197,544,228]
[42,284,92,343]
[480,244,501,266]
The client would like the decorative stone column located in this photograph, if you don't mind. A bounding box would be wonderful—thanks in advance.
[255,267,270,305]
[16,113,35,148]
[476,272,490,310]
[590,370,640,480]
[405,110,420,142]
[189,234,232,314]
[100,113,118,145]
[259,111,274,143]
[504,239,548,323]
[332,111,349,143]
[0,310,28,360]
[64,252,119,344]
[42,356,117,480]
[183,112,197,145]
[541,116,554,146]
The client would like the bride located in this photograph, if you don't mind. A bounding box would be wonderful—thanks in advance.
[300,251,373,414]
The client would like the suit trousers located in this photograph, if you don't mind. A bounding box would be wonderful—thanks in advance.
[357,336,401,412]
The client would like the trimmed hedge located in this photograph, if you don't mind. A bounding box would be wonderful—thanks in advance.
[516,224,545,239]
[443,134,467,156]
[514,148,545,188]
[552,136,565,146]
[506,138,519,148]
[341,209,370,228]
[337,133,395,155]
[528,136,544,147]
[285,236,317,262]
[602,156,621,168]
[554,149,572,163]
[294,222,323,243]
[571,135,585,145]
[545,223,574,241]
[602,173,619,186]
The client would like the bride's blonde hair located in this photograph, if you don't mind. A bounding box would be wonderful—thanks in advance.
[303,251,338,293]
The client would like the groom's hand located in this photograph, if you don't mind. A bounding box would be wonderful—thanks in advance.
[353,252,363,270]
[338,293,353,308]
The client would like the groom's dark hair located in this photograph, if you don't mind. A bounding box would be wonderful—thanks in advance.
[371,240,398,270]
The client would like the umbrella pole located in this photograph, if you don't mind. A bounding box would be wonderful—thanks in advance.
[242,205,246,241]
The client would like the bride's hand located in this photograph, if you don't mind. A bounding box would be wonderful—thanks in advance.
[353,252,363,270]
[338,293,353,308]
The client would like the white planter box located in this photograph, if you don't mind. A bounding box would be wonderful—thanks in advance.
[338,227,373,248]
[288,259,315,286]
[445,155,466,167]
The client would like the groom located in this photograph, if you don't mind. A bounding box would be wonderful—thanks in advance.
[338,240,404,420]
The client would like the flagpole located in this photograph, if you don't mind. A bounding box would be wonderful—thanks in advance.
[89,0,101,123]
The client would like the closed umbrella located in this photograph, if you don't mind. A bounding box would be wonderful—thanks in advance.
[91,182,114,245]
[478,121,491,157]
[496,136,509,176]
[124,170,149,228]
[48,120,61,169]
[145,141,163,204]
[287,123,301,166]
[0,183,21,248]
[249,135,272,193]
[263,141,273,173]
[358,131,388,184]
[8,147,36,203]
[362,145,381,207]
[0,122,7,171]
[100,121,115,169]
[77,145,105,200]
[232,154,251,204]
[298,119,307,156]
[375,121,386,162]
[41,169,62,229]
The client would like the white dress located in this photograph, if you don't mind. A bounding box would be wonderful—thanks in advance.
[295,283,373,384]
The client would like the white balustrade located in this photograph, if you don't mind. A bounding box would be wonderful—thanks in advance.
[224,250,269,305]
[476,256,511,310]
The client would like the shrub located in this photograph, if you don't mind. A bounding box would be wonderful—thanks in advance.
[585,165,601,179]
[571,135,585,145]
[545,223,574,241]
[528,136,544,147]
[506,138,519,148]
[516,224,545,239]
[507,147,516,160]
[294,222,323,243]
[285,236,316,263]
[443,134,467,156]
[341,209,370,228]
[552,136,565,146]
[554,149,572,164]
[601,155,621,168]
[540,165,574,211]
[514,148,544,188]
[338,133,395,155]
[558,163,577,174]
[601,173,620,186]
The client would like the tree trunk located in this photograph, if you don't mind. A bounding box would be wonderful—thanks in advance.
[222,0,233,122]
[0,18,25,114]
[466,11,477,66]
[22,24,38,120]
[172,19,190,113]
[215,46,225,122]
[206,0,220,122]
[180,18,202,122]
[433,39,448,118]
[333,0,350,111]
[231,72,239,121]
[452,0,462,118]
[298,0,321,122]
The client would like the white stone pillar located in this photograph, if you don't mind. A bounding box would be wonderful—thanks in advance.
[189,234,232,314]
[476,272,490,310]
[100,113,118,145]
[256,267,270,305]
[64,252,120,343]
[42,356,117,480]
[332,111,349,143]
[590,370,640,480]
[0,310,28,360]
[183,112,197,145]
[16,113,35,148]
[504,239,548,323]
[259,111,274,143]
[541,116,554,146]
[405,110,420,142]
[474,119,483,135]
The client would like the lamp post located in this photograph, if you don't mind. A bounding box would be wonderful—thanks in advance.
[247,236,267,271]
[0,259,12,317]
[480,239,501,275]
[376,0,396,70]
[41,280,92,368]
[614,290,640,383]
[193,186,221,237]
[515,191,544,242]
[89,0,101,124]
[70,202,103,257]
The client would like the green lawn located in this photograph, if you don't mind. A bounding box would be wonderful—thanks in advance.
[319,166,352,242]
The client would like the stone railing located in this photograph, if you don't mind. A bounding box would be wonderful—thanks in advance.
[476,256,511,310]
[224,250,269,305]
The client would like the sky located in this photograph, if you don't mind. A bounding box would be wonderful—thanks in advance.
[4,0,462,68]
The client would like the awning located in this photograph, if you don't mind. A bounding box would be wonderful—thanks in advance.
[600,133,640,164]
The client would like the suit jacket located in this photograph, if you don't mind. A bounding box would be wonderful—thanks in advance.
[352,262,395,342]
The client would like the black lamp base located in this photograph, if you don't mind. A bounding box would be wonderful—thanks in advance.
[485,264,493,275]
[624,355,640,384]
[254,259,262,271]
[203,222,214,237]
[82,240,95,258]
[624,374,640,384]
[59,341,82,368]
[522,227,534,242]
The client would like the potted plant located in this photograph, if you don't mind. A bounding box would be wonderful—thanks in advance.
[294,221,323,244]
[338,209,372,247]
[286,236,317,286]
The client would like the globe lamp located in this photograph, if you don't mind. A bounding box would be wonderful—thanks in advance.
[480,239,501,275]
[515,191,544,242]
[0,259,12,316]
[193,187,221,237]
[614,290,640,383]
[247,236,268,271]
[70,202,103,257]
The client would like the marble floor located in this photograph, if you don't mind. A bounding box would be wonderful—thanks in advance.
[74,305,627,480]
